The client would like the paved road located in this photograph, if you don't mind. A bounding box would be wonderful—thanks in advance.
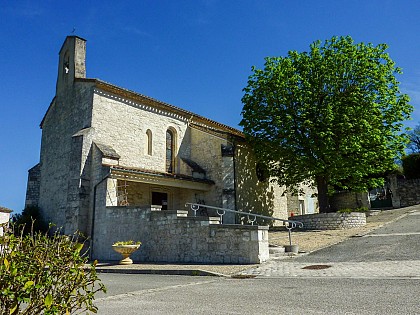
[95,274,420,314]
[240,208,420,278]
[296,210,420,263]
[95,210,420,314]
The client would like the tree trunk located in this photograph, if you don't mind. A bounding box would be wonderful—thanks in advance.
[316,175,331,213]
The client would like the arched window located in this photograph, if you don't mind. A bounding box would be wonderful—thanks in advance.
[166,129,175,173]
[63,51,70,82]
[146,129,152,155]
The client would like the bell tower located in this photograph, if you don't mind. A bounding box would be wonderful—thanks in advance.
[56,36,86,94]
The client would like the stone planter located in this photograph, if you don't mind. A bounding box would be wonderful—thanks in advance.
[290,212,366,230]
[112,245,141,265]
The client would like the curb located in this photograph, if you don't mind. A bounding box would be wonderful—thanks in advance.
[94,266,227,277]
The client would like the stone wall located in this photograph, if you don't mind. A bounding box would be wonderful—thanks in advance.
[395,178,420,207]
[93,206,269,264]
[291,212,366,230]
[235,143,288,225]
[330,191,370,211]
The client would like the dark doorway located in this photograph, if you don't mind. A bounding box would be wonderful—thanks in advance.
[152,192,168,210]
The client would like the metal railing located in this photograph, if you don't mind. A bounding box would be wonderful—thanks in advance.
[185,203,303,247]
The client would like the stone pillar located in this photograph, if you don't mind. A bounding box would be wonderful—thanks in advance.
[388,175,400,208]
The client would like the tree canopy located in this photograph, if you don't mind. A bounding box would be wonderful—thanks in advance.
[240,36,412,212]
[407,124,420,153]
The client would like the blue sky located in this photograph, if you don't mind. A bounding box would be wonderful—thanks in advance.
[1,0,419,213]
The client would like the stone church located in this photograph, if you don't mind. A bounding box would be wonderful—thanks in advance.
[25,36,317,262]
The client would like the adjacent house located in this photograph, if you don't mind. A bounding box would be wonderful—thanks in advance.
[0,207,12,237]
[25,36,317,262]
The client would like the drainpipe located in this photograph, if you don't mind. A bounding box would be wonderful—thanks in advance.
[232,140,238,220]
[89,170,111,260]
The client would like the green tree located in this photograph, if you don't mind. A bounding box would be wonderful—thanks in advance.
[240,36,412,212]
[12,206,48,236]
[0,227,106,314]
[407,124,420,153]
[402,153,420,179]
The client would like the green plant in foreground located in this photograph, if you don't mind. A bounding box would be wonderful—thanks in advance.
[0,226,106,314]
[112,240,141,246]
[337,207,369,213]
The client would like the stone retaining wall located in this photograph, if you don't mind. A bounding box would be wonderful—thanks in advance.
[291,212,366,230]
[395,178,420,207]
[330,191,370,211]
[93,206,269,264]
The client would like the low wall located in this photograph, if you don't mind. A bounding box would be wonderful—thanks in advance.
[93,206,269,264]
[291,212,366,230]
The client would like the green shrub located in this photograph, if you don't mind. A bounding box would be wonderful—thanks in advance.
[0,227,106,314]
[337,207,369,213]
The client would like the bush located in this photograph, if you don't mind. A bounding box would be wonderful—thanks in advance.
[0,227,106,314]
[337,207,369,213]
[402,153,420,179]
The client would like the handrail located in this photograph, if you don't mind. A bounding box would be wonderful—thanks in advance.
[185,203,303,247]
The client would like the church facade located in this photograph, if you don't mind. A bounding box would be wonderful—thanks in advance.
[25,36,317,262]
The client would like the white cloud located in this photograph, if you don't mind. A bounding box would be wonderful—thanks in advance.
[121,26,152,38]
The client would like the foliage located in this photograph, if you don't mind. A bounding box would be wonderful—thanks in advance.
[337,207,369,213]
[240,36,412,212]
[112,240,141,246]
[407,124,420,153]
[401,153,420,179]
[0,227,106,315]
[11,206,48,236]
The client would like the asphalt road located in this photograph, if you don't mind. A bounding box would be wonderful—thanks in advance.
[95,275,419,314]
[294,210,420,263]
[94,210,420,314]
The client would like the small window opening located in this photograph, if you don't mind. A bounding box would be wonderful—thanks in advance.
[146,129,152,155]
[166,129,175,173]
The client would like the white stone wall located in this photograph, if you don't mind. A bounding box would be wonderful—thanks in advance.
[292,212,366,230]
[38,82,95,234]
[92,206,269,264]
[91,89,189,172]
[235,143,289,225]
[0,209,11,237]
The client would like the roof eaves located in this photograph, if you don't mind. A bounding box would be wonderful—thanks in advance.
[77,78,244,138]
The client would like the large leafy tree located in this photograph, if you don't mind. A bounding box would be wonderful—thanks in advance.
[240,36,412,212]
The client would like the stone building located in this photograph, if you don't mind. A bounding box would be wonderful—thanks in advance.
[0,207,12,237]
[25,36,317,262]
